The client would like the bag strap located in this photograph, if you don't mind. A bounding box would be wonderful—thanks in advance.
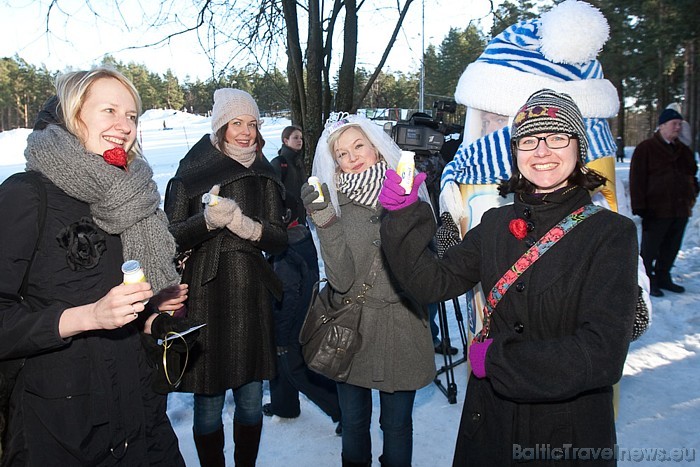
[313,245,384,306]
[354,248,384,304]
[475,203,603,342]
[18,171,48,299]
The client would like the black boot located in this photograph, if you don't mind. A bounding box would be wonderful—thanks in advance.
[342,455,372,466]
[193,425,226,467]
[233,420,263,467]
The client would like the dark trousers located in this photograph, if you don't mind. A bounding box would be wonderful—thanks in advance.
[269,344,341,421]
[640,216,688,283]
[337,382,416,467]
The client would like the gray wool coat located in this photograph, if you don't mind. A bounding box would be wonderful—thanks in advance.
[313,192,436,393]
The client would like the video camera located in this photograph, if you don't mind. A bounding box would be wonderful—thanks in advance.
[387,100,461,156]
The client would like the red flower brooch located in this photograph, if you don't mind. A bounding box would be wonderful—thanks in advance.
[103,147,128,170]
[509,218,528,240]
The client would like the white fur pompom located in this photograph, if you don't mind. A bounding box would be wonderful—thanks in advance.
[538,0,609,65]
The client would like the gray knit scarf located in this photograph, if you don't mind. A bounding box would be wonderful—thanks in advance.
[24,124,180,292]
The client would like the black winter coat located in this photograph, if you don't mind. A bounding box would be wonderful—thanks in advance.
[270,224,319,347]
[629,132,698,218]
[270,145,308,225]
[381,187,639,466]
[164,135,287,394]
[0,173,183,466]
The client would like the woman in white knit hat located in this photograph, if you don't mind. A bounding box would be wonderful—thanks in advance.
[164,88,288,466]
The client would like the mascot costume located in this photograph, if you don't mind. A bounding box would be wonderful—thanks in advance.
[437,0,651,383]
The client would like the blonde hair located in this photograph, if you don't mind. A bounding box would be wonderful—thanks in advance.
[326,124,383,173]
[55,67,143,162]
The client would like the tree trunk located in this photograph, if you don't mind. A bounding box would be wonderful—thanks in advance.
[303,0,324,167]
[335,0,357,113]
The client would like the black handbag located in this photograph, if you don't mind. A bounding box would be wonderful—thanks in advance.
[299,251,383,382]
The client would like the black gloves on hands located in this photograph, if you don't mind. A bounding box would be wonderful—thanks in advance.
[151,313,201,349]
[301,182,337,228]
[145,313,202,394]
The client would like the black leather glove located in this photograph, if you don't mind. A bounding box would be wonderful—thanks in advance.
[151,313,201,352]
[145,314,202,394]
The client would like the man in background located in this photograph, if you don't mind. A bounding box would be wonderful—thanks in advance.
[630,108,699,297]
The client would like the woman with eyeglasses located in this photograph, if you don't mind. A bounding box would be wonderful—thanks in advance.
[379,89,639,466]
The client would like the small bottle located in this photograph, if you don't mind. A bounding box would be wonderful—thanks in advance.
[396,150,415,194]
[307,176,325,203]
[201,193,222,206]
[122,260,149,304]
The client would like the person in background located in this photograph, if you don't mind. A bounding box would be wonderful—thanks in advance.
[264,215,342,431]
[616,136,625,163]
[302,113,435,467]
[629,107,699,297]
[380,89,639,466]
[164,88,287,467]
[270,125,308,225]
[665,103,693,148]
[266,125,342,431]
[0,67,188,465]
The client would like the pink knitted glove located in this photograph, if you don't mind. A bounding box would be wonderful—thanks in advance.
[469,338,492,379]
[378,169,427,211]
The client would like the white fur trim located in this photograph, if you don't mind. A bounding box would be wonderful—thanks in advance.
[454,62,619,118]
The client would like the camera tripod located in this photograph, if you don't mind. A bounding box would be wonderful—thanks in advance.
[433,294,469,404]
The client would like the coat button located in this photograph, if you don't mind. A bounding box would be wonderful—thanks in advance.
[525,238,535,247]
[515,282,525,292]
[369,215,380,223]
[471,412,481,422]
[372,239,381,247]
[526,221,534,232]
[523,207,532,219]
[514,322,524,333]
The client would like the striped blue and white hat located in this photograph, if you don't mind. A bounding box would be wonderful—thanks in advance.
[454,0,619,119]
[441,0,619,193]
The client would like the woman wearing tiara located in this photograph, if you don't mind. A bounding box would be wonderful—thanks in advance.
[301,113,435,467]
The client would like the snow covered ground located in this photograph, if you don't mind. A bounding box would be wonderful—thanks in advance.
[1,111,699,466]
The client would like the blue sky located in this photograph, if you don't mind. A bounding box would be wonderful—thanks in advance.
[1,0,496,81]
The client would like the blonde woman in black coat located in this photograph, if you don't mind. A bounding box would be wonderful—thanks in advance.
[0,67,186,466]
[380,90,639,466]
[164,89,287,466]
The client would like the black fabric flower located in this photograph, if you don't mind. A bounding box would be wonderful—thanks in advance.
[56,217,107,270]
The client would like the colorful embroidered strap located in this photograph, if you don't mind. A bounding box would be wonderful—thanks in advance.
[475,203,604,342]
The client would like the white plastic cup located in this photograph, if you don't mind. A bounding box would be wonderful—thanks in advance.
[201,193,222,206]
[396,151,415,194]
[122,260,149,304]
[307,176,325,203]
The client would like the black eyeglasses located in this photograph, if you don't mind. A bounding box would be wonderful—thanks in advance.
[516,133,576,151]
